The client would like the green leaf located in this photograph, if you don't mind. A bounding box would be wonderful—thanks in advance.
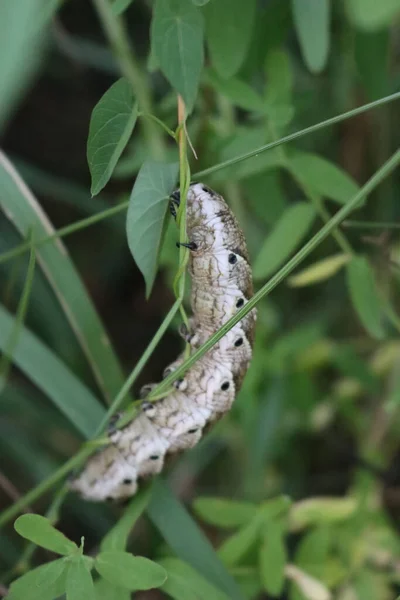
[95,578,131,600]
[158,558,229,600]
[8,558,67,600]
[346,0,400,30]
[0,151,126,405]
[151,0,204,111]
[0,0,47,129]
[95,552,167,591]
[204,0,256,78]
[126,160,179,297]
[101,486,151,551]
[253,203,316,280]
[111,0,135,16]
[193,498,258,529]
[355,30,389,100]
[218,513,264,567]
[295,526,332,579]
[192,0,210,4]
[265,49,294,128]
[259,521,287,596]
[346,256,385,340]
[288,254,350,287]
[205,70,264,112]
[147,479,245,600]
[87,78,138,196]
[14,514,77,556]
[66,558,95,600]
[288,150,359,205]
[0,304,104,438]
[290,497,357,531]
[292,0,330,73]
[213,126,282,184]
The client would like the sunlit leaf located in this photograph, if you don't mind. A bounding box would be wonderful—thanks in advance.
[126,160,179,297]
[204,0,256,78]
[290,497,357,531]
[286,564,331,600]
[288,254,350,287]
[14,514,77,555]
[292,0,330,73]
[346,256,385,340]
[87,78,138,196]
[253,203,316,280]
[151,0,204,111]
[95,552,167,591]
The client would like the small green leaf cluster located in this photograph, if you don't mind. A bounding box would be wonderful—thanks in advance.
[10,514,167,600]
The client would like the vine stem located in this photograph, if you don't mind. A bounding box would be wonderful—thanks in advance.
[174,95,191,329]
[0,148,398,529]
[91,0,164,159]
[193,92,400,179]
[0,201,129,266]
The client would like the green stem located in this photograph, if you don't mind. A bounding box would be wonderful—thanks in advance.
[0,201,129,266]
[0,149,398,529]
[290,171,353,255]
[139,113,176,139]
[91,0,164,159]
[193,92,400,179]
[0,241,36,394]
[268,121,353,256]
[93,297,182,435]
[0,446,93,528]
[146,149,400,398]
[343,220,400,229]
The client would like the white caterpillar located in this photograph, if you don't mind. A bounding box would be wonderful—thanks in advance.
[70,183,257,501]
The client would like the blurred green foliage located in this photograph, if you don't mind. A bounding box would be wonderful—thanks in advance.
[0,0,400,599]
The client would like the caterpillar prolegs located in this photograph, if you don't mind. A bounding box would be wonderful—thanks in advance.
[70,183,257,501]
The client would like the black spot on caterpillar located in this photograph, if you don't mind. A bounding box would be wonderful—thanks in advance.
[70,183,257,501]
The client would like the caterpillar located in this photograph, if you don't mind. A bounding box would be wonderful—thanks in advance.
[70,183,257,501]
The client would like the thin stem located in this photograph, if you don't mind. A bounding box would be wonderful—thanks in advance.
[93,297,182,435]
[193,92,400,179]
[343,220,400,229]
[138,113,176,139]
[0,446,93,528]
[146,149,400,398]
[268,117,353,256]
[0,149,398,529]
[290,170,353,255]
[91,0,164,159]
[0,201,129,266]
[174,95,191,329]
[0,241,36,394]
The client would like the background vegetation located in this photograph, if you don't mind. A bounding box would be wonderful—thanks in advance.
[0,0,400,599]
